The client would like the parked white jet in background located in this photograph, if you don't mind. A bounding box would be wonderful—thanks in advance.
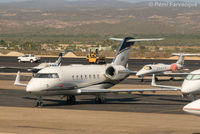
[30,52,63,73]
[136,54,189,81]
[14,37,178,107]
[0,52,64,74]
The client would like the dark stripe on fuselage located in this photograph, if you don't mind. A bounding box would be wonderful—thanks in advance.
[112,37,134,63]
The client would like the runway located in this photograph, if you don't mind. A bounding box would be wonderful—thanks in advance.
[0,88,189,114]
[0,56,195,114]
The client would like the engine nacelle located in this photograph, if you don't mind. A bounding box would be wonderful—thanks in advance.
[170,64,178,72]
[105,65,128,80]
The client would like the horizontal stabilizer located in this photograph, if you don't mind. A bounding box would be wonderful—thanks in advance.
[109,38,164,42]
[127,38,164,42]
[109,38,124,41]
[172,53,200,56]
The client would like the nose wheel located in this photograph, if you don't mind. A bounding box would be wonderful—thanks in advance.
[35,96,43,107]
[141,77,144,82]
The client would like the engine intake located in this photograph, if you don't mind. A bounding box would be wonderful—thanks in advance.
[105,65,127,80]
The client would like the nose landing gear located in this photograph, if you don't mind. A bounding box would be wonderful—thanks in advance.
[35,96,43,107]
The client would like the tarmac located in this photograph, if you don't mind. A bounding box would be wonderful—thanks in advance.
[0,56,200,134]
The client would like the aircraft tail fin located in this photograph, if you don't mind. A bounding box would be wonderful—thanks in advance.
[110,37,164,67]
[55,52,63,66]
[176,54,184,65]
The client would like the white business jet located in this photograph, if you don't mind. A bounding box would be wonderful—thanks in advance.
[152,70,200,115]
[136,54,189,81]
[14,37,177,106]
[183,99,200,116]
[30,52,63,74]
[152,69,200,98]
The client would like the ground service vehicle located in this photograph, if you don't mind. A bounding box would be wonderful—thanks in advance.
[18,54,40,63]
[86,49,105,64]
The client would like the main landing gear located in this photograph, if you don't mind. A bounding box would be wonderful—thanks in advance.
[170,76,175,81]
[67,96,76,104]
[141,77,144,82]
[95,96,106,104]
[155,76,159,81]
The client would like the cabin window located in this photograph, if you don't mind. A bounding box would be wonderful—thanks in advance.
[81,75,83,79]
[34,73,59,78]
[144,66,152,70]
[72,75,74,80]
[97,74,99,79]
[93,74,96,79]
[89,75,91,79]
[76,75,79,80]
[186,74,200,80]
[85,75,87,79]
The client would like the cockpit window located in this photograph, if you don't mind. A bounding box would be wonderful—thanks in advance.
[34,73,59,78]
[143,66,152,70]
[186,74,200,80]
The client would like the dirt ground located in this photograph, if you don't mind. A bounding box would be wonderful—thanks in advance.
[0,106,200,134]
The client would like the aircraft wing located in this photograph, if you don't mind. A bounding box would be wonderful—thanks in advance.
[162,71,189,77]
[139,71,189,77]
[0,66,30,72]
[151,74,181,90]
[79,87,178,94]
[118,70,137,75]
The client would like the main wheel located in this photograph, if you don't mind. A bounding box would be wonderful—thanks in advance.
[67,96,76,104]
[95,96,105,104]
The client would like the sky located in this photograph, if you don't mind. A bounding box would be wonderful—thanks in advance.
[0,0,199,3]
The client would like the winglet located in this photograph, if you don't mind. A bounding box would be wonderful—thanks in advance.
[14,71,27,87]
[151,74,156,86]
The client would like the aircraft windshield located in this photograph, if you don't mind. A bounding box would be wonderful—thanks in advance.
[186,74,200,80]
[143,66,152,70]
[34,73,59,78]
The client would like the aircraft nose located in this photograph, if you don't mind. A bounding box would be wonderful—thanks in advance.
[183,99,200,116]
[26,79,47,93]
[181,85,190,94]
[136,71,143,77]
[26,84,35,92]
[181,80,192,94]
[181,80,199,95]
